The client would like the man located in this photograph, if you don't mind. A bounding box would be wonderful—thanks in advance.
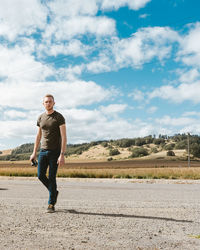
[30,94,67,213]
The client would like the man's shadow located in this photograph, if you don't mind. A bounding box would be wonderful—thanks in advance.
[56,209,193,223]
[0,188,8,190]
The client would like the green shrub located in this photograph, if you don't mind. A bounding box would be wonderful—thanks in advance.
[175,140,187,149]
[153,138,165,145]
[130,147,149,158]
[101,142,108,147]
[167,150,175,156]
[11,143,36,154]
[107,157,113,161]
[190,143,200,158]
[66,143,90,156]
[151,147,158,153]
[109,149,120,156]
[114,138,135,147]
[135,138,146,146]
[164,143,175,150]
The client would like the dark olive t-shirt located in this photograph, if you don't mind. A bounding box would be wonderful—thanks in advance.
[37,111,65,150]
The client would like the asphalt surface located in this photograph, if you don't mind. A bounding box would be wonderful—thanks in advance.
[0,177,200,249]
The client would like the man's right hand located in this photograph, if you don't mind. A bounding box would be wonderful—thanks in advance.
[30,153,36,161]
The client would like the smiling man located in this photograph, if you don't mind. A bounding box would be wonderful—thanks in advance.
[30,94,67,213]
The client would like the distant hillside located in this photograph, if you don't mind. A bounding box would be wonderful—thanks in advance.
[1,134,200,161]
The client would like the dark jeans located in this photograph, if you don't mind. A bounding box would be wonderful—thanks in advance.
[38,149,60,205]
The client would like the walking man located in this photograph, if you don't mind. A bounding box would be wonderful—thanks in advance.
[30,94,67,213]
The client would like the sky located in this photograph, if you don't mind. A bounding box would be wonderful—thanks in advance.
[0,0,200,150]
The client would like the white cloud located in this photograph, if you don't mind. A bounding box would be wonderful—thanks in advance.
[84,26,180,75]
[101,0,151,11]
[178,68,200,83]
[149,81,200,103]
[5,110,27,119]
[177,22,200,67]
[0,120,35,139]
[59,65,85,81]
[155,115,196,127]
[0,80,112,110]
[0,107,154,145]
[65,109,156,143]
[129,89,145,101]
[0,45,52,81]
[86,55,112,73]
[99,104,127,116]
[153,114,200,136]
[39,40,90,58]
[147,106,157,114]
[0,0,47,41]
[139,13,150,19]
[48,0,98,17]
[43,16,116,41]
[112,26,180,68]
[183,111,200,117]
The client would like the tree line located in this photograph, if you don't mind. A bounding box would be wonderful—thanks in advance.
[0,133,200,161]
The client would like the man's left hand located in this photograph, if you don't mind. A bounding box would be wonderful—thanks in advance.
[57,154,65,166]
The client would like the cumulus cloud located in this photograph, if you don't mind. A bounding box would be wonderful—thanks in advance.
[84,26,180,75]
[5,110,27,119]
[0,0,47,41]
[177,22,200,67]
[0,106,154,146]
[147,106,157,114]
[59,65,85,81]
[155,115,196,127]
[0,120,35,139]
[63,108,156,143]
[153,114,200,136]
[86,55,113,73]
[39,40,90,58]
[0,0,152,44]
[112,26,180,69]
[48,0,98,17]
[178,68,200,83]
[129,89,145,101]
[0,45,52,81]
[149,81,200,103]
[100,0,151,11]
[43,16,116,41]
[182,111,200,117]
[0,80,112,109]
[99,104,127,116]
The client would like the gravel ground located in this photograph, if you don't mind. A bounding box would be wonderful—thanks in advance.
[0,177,200,250]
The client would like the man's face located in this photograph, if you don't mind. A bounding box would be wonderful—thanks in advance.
[43,97,55,111]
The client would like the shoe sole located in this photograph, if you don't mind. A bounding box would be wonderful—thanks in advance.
[46,209,55,213]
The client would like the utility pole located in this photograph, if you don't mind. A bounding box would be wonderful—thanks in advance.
[187,132,190,168]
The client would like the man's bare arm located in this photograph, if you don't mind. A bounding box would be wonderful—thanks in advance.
[30,127,42,161]
[57,124,67,166]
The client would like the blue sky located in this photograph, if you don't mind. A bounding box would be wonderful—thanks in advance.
[0,0,200,150]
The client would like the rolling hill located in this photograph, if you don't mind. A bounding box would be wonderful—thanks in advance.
[1,134,199,162]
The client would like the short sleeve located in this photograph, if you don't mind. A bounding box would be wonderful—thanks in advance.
[57,113,65,126]
[37,116,41,127]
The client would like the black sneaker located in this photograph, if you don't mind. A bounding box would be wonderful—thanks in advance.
[47,204,55,213]
[55,190,59,205]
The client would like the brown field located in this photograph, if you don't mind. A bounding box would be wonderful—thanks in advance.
[0,159,200,169]
[0,159,200,179]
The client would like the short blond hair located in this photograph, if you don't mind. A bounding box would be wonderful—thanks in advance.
[44,94,54,101]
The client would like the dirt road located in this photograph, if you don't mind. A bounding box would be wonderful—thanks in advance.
[0,177,200,249]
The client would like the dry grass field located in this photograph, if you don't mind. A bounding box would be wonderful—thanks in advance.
[0,159,200,179]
